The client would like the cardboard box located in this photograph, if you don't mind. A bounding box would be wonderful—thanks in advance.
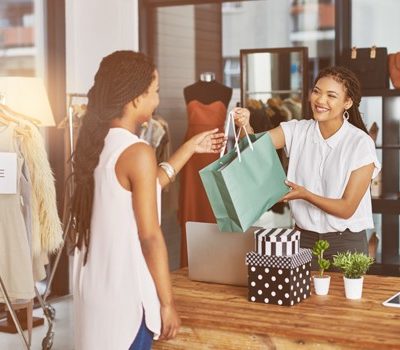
[246,249,312,306]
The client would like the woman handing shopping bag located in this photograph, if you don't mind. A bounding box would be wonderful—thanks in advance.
[233,66,380,269]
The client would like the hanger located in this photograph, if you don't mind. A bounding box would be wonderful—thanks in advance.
[0,103,41,126]
[200,72,215,82]
[0,116,10,126]
[0,110,31,136]
[0,109,17,124]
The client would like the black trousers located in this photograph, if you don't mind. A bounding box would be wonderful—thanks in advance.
[298,227,368,271]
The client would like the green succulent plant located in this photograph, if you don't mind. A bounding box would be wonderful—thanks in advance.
[312,240,331,277]
[332,251,374,279]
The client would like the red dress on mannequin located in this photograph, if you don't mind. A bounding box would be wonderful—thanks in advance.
[179,80,232,267]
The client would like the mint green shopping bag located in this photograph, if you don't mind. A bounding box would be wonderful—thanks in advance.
[199,131,290,232]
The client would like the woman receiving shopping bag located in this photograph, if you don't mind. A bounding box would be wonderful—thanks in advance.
[70,51,226,350]
[234,66,381,269]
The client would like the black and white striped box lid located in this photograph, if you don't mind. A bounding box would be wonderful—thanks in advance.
[245,249,312,269]
[255,228,300,243]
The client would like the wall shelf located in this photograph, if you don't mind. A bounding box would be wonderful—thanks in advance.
[289,29,335,42]
[362,88,400,97]
[378,95,400,270]
[369,262,400,276]
[375,144,400,149]
[372,195,400,215]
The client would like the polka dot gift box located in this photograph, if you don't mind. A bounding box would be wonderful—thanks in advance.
[245,249,312,306]
[254,228,300,256]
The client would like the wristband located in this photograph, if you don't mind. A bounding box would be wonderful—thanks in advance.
[159,161,176,183]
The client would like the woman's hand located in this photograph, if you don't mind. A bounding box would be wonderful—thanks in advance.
[159,304,181,340]
[157,129,226,188]
[190,128,226,154]
[281,180,309,202]
[233,107,254,136]
[233,107,251,129]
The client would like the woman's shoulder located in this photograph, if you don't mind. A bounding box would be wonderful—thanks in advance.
[280,119,315,140]
[346,122,375,144]
[116,141,156,177]
[344,122,376,154]
[281,118,315,132]
[282,118,314,126]
[101,128,150,165]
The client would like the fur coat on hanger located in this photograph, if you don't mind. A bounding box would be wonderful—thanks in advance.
[18,121,63,257]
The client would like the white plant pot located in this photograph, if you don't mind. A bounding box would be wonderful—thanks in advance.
[343,276,364,300]
[313,275,331,295]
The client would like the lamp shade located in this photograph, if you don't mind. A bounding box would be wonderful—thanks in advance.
[0,76,55,127]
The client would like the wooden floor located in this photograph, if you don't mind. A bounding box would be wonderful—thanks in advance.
[154,269,400,350]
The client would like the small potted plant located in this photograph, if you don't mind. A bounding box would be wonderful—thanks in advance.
[312,240,331,295]
[333,251,374,300]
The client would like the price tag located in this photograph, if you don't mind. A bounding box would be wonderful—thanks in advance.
[0,152,17,194]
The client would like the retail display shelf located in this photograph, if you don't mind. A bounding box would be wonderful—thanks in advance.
[375,144,400,149]
[0,46,36,57]
[369,261,400,277]
[372,194,400,214]
[362,88,400,97]
[289,29,335,42]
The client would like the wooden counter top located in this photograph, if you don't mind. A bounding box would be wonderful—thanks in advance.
[154,268,400,350]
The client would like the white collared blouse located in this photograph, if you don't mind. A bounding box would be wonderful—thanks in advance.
[280,119,381,233]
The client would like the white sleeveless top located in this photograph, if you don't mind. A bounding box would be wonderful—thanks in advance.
[73,128,161,350]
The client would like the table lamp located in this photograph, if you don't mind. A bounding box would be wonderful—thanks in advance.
[0,76,55,127]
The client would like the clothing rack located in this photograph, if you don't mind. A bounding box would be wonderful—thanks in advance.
[0,277,30,349]
[246,89,302,95]
[42,92,87,308]
[0,105,55,350]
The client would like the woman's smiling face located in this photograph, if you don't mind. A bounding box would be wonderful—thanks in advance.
[310,75,353,123]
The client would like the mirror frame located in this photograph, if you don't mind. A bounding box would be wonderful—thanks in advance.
[240,46,309,118]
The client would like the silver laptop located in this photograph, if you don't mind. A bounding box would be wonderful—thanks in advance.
[186,221,257,286]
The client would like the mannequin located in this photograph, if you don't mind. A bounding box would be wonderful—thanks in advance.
[183,72,232,108]
[179,73,232,267]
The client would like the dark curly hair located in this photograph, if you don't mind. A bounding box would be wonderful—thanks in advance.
[314,66,368,134]
[69,50,156,263]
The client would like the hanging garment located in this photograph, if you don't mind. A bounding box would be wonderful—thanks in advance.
[73,128,161,350]
[179,100,226,267]
[282,97,302,119]
[18,121,63,257]
[140,118,166,149]
[57,105,84,163]
[0,123,35,301]
[153,115,171,164]
[139,116,171,164]
[20,157,47,281]
[58,107,84,253]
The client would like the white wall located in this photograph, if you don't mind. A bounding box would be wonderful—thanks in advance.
[352,0,400,53]
[222,0,291,57]
[66,0,139,94]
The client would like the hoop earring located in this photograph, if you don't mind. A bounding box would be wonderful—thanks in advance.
[343,110,350,120]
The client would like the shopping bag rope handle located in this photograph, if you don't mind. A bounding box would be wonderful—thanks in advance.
[220,111,253,162]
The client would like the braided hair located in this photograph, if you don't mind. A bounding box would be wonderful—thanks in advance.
[314,66,368,134]
[70,50,156,263]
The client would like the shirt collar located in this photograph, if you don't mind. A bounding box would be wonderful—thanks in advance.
[313,119,349,148]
